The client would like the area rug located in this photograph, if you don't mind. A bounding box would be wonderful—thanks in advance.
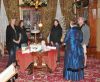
[0,56,100,82]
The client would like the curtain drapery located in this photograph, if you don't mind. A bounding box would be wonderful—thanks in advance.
[0,0,9,54]
[55,0,67,35]
[55,0,63,20]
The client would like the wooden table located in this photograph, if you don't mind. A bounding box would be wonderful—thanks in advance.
[16,49,58,74]
[32,51,48,67]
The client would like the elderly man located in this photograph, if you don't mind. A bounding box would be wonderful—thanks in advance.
[78,17,90,68]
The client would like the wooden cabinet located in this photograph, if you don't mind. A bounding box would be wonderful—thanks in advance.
[87,0,97,56]
[76,0,98,56]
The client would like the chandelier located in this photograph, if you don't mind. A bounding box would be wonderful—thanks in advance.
[19,0,47,9]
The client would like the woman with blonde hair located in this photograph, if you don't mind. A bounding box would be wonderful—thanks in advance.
[6,18,20,67]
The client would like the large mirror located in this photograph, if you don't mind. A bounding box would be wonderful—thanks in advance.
[21,9,41,29]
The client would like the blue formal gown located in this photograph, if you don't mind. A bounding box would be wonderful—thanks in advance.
[63,27,84,81]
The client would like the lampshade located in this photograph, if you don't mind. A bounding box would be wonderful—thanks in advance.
[38,21,43,27]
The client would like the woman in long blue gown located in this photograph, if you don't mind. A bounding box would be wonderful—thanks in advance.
[63,20,84,81]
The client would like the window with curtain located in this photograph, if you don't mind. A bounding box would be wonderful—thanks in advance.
[21,8,41,29]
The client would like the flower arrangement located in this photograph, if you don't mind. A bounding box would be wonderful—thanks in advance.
[19,0,47,9]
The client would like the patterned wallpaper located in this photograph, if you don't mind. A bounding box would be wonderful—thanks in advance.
[60,0,75,27]
[3,0,74,40]
[3,0,20,24]
[41,0,75,40]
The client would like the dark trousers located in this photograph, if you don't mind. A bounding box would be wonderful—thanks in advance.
[53,44,61,62]
[7,45,19,66]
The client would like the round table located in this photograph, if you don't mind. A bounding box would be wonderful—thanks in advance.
[31,29,40,43]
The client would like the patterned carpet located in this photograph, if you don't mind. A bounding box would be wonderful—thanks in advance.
[0,56,100,82]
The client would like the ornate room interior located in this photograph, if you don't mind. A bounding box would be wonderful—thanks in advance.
[0,0,100,81]
[0,0,99,57]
